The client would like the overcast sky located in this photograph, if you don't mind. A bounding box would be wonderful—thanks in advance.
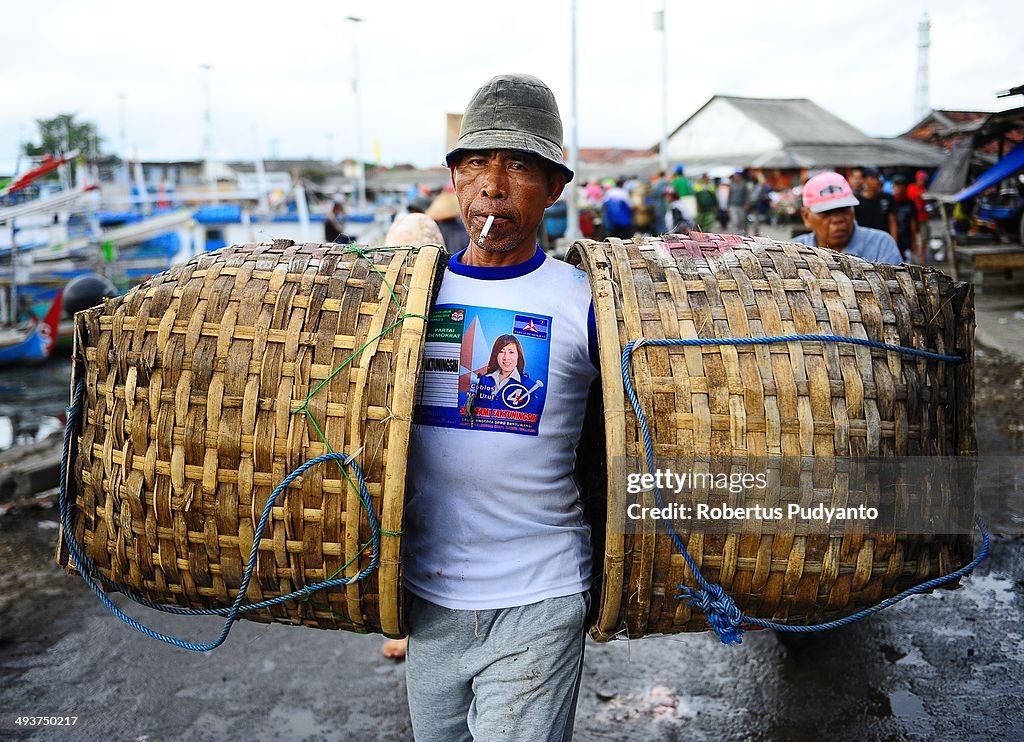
[2,0,1020,169]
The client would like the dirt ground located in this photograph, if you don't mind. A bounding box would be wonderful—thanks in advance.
[1,350,1022,741]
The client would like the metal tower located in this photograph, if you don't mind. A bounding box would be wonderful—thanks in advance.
[914,13,931,123]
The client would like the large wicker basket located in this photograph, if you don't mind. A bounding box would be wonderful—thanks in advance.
[568,234,976,640]
[57,240,445,635]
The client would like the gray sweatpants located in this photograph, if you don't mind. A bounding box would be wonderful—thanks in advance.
[405,592,589,741]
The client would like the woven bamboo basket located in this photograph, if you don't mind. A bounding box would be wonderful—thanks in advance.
[568,234,976,641]
[57,239,445,635]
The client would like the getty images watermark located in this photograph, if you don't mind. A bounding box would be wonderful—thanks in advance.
[626,468,879,525]
[609,456,1015,536]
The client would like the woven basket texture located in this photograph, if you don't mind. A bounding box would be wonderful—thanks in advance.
[567,234,976,640]
[57,240,445,634]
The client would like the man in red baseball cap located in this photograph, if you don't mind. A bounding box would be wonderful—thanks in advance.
[793,171,902,264]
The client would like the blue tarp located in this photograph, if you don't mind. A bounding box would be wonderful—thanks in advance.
[952,141,1024,203]
[194,204,243,224]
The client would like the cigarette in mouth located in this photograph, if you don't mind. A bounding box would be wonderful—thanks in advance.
[480,214,495,241]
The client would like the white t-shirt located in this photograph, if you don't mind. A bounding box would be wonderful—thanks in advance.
[404,247,599,610]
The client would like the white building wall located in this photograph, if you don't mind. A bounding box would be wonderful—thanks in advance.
[667,98,782,162]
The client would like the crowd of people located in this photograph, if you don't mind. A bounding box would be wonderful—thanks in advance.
[576,166,777,241]
[325,161,938,267]
[564,164,936,264]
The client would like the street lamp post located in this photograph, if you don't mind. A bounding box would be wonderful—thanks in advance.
[565,0,581,241]
[347,16,366,211]
[200,63,217,203]
[657,2,669,174]
[116,92,129,185]
[117,92,127,157]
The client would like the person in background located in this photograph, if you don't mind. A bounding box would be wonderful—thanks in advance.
[650,171,669,234]
[750,174,771,236]
[671,164,692,200]
[881,170,895,195]
[715,176,730,229]
[890,174,922,263]
[727,171,749,234]
[847,167,865,197]
[426,185,471,252]
[630,178,654,235]
[672,165,697,228]
[406,194,432,215]
[603,177,634,238]
[694,173,718,233]
[663,186,693,232]
[906,169,931,255]
[793,171,902,264]
[324,200,352,243]
[853,167,893,232]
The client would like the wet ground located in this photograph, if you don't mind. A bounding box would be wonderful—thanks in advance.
[0,359,70,452]
[1,331,1023,741]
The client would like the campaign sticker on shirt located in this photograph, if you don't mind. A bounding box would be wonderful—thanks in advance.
[513,314,548,340]
[415,304,551,436]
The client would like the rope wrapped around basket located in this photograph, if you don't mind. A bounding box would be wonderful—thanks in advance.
[56,240,446,647]
[621,336,990,644]
[567,233,986,643]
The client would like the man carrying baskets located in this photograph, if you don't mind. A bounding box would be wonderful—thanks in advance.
[402,73,600,741]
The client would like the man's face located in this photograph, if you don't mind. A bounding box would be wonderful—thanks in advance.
[864,175,882,196]
[847,169,864,192]
[801,206,855,250]
[451,150,566,254]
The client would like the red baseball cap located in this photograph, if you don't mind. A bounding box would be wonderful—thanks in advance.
[802,171,860,213]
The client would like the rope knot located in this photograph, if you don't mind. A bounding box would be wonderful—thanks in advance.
[677,582,746,645]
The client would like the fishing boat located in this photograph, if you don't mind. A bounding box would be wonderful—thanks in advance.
[0,288,62,365]
[2,151,192,347]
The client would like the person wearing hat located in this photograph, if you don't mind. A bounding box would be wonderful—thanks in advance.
[402,73,599,741]
[406,194,433,215]
[426,185,471,252]
[671,164,696,226]
[793,171,902,264]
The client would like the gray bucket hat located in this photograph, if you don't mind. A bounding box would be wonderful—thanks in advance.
[445,73,574,182]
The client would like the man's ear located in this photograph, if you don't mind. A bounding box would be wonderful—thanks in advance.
[545,172,568,208]
[449,166,457,190]
[800,207,813,229]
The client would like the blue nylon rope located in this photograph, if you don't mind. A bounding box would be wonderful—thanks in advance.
[59,377,381,651]
[620,334,990,644]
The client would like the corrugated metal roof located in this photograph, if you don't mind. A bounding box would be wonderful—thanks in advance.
[670,141,944,169]
[720,96,871,145]
[663,95,947,169]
